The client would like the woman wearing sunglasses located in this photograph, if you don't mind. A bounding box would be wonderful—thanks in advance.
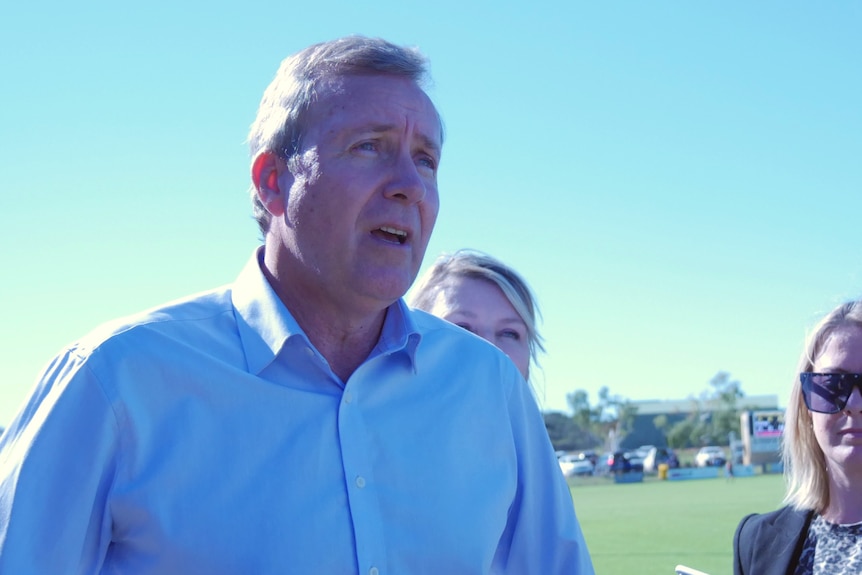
[733,301,862,575]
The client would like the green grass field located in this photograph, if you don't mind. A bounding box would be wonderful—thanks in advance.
[569,473,785,575]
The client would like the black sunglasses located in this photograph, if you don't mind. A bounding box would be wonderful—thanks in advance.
[800,372,862,414]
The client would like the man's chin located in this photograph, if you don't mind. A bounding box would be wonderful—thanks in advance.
[360,275,415,305]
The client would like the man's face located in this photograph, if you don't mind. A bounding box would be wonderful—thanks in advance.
[275,74,442,312]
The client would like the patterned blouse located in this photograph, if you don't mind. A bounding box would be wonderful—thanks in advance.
[793,514,862,575]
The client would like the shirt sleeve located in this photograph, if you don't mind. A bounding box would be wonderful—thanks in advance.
[0,347,119,575]
[492,372,596,574]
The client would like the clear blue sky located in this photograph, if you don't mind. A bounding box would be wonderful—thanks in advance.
[2,1,861,426]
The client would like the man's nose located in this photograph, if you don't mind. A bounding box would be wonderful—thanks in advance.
[382,151,428,203]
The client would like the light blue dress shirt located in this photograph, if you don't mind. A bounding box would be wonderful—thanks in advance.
[0,250,594,574]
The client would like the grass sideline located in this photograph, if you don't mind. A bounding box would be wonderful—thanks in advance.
[569,473,785,575]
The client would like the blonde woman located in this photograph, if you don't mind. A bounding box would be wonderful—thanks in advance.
[409,249,544,381]
[734,300,862,574]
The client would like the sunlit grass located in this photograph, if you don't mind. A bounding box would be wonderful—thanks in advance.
[569,473,784,575]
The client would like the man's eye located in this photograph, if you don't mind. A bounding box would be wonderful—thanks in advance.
[417,155,437,171]
[354,141,378,153]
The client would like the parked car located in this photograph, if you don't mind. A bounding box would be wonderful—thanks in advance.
[607,451,644,474]
[695,446,727,467]
[624,450,645,469]
[643,447,678,473]
[634,445,655,460]
[592,452,613,476]
[558,453,595,477]
[577,450,598,465]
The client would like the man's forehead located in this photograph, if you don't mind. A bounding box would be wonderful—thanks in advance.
[313,75,442,141]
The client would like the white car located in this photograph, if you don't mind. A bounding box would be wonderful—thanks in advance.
[558,453,595,477]
[695,446,727,467]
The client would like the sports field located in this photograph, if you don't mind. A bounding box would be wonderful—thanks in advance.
[570,472,785,575]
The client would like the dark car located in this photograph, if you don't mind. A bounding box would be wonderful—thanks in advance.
[643,447,680,473]
[607,451,644,474]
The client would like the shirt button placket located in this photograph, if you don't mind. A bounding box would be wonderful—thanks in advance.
[339,384,385,574]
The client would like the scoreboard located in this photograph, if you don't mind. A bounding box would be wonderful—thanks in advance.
[740,410,784,465]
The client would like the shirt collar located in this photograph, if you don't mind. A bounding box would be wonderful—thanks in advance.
[231,248,303,374]
[374,299,421,373]
[231,248,421,374]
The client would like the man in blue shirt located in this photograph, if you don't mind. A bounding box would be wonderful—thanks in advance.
[0,36,594,574]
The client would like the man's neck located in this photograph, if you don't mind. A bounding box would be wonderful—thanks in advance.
[260,246,390,382]
[293,303,388,382]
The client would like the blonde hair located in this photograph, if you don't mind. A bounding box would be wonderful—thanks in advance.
[409,249,545,376]
[783,300,862,512]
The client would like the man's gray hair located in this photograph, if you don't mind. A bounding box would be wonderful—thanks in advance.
[247,36,434,235]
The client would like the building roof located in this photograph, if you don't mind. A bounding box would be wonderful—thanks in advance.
[630,394,780,415]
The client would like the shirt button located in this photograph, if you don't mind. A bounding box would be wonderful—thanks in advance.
[355,476,366,488]
[369,568,379,575]
[344,391,353,404]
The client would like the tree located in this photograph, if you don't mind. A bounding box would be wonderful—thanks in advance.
[653,414,669,436]
[564,386,635,451]
[543,411,579,451]
[666,417,697,449]
[561,374,745,450]
[567,389,593,431]
[594,386,637,442]
[705,371,743,443]
[543,410,600,452]
[665,372,745,448]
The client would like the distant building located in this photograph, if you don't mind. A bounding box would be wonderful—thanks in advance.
[618,395,780,450]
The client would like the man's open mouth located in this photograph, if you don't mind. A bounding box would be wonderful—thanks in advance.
[374,226,408,245]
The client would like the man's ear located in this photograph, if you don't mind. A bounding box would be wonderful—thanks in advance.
[251,151,287,217]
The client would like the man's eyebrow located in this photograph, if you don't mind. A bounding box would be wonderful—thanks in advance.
[363,123,396,134]
[418,134,442,158]
[340,123,394,139]
[350,124,441,156]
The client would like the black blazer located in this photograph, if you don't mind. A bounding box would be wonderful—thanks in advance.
[733,506,814,575]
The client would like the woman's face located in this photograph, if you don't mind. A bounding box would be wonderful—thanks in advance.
[427,275,531,380]
[811,325,862,477]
